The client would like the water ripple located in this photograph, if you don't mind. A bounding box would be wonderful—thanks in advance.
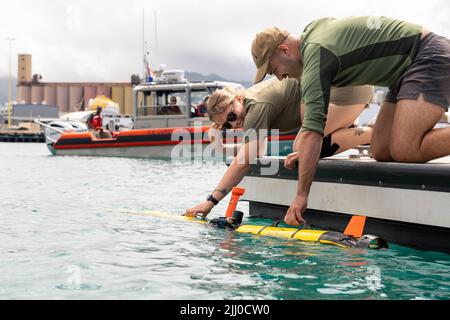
[0,143,449,299]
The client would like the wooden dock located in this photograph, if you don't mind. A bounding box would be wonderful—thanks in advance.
[0,129,45,143]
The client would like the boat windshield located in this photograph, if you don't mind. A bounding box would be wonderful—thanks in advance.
[136,90,187,116]
[136,87,218,118]
[191,90,210,105]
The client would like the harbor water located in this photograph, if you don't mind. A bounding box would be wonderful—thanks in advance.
[0,142,449,300]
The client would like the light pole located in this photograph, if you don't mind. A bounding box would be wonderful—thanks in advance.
[5,37,15,129]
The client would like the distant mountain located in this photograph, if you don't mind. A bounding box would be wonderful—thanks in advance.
[0,78,17,105]
[185,71,252,88]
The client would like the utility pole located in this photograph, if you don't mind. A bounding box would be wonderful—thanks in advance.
[5,37,15,129]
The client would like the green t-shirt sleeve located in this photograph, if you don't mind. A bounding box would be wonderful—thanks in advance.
[300,43,340,135]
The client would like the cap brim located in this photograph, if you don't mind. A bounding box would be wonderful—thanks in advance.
[253,59,270,84]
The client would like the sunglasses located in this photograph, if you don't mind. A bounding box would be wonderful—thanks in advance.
[221,110,238,130]
[218,103,239,130]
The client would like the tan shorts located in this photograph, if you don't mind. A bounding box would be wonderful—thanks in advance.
[329,85,374,106]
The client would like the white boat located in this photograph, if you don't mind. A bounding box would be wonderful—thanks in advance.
[238,150,450,253]
[36,108,134,145]
[35,71,297,160]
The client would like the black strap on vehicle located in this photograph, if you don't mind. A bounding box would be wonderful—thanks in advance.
[290,220,310,238]
[270,219,282,227]
[290,228,304,238]
[256,219,282,234]
[257,226,270,235]
[288,219,311,238]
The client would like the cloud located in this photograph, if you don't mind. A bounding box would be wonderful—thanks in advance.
[0,0,449,83]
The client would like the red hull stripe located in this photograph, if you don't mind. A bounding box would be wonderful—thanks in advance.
[55,139,211,150]
[54,134,296,150]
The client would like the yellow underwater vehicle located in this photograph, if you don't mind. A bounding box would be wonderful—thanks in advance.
[144,188,388,250]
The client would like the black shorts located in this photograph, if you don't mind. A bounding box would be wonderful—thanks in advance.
[320,134,339,158]
[385,32,450,110]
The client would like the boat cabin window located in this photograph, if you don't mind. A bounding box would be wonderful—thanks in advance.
[137,90,187,116]
[165,93,185,115]
[191,90,211,118]
[136,85,226,118]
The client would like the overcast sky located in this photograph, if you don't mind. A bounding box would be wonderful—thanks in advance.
[1,0,449,83]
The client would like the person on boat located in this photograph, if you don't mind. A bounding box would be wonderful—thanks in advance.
[86,106,112,139]
[250,17,450,227]
[194,96,209,117]
[167,96,182,114]
[185,77,373,217]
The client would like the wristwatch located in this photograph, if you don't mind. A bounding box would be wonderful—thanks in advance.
[207,194,219,206]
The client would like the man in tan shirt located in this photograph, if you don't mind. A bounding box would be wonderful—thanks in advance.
[185,77,373,217]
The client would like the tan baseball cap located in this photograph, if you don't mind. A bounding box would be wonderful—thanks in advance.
[251,27,290,84]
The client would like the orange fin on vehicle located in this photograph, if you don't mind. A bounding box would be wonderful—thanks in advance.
[344,216,367,238]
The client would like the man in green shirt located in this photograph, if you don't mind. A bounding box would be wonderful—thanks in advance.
[252,16,450,226]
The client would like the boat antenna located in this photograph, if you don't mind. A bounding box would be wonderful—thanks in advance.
[141,9,158,82]
[144,42,154,82]
[154,10,159,66]
[142,8,146,82]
